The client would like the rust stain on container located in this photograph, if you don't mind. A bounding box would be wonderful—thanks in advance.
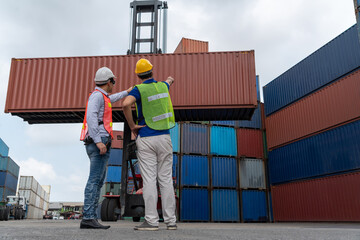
[5,52,257,123]
[265,69,360,150]
[174,38,209,53]
[271,171,360,222]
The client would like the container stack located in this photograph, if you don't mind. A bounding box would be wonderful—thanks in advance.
[263,24,360,222]
[18,176,50,219]
[0,138,20,202]
[176,102,268,222]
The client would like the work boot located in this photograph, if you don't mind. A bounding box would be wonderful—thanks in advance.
[167,224,177,230]
[80,219,110,229]
[134,221,159,231]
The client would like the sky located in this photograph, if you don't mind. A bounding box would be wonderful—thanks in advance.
[0,0,356,202]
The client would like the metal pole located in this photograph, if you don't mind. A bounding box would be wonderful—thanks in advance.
[120,122,131,216]
[162,2,168,54]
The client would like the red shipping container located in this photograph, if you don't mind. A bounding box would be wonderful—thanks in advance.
[174,38,208,53]
[5,51,257,124]
[271,171,360,222]
[112,130,135,149]
[236,129,263,158]
[265,69,360,150]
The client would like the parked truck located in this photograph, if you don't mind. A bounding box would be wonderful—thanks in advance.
[0,195,27,220]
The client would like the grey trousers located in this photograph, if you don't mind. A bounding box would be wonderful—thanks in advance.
[136,134,176,226]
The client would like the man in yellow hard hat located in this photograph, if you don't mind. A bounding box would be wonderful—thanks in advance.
[122,58,177,231]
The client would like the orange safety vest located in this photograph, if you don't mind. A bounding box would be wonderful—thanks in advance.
[80,90,113,141]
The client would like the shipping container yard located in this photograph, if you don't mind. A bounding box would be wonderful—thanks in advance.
[1,1,360,239]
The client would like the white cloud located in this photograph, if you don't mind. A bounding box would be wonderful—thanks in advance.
[18,157,57,182]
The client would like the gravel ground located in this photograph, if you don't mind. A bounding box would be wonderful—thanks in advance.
[0,219,360,240]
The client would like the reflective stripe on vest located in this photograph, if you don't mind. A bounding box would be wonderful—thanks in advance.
[80,90,113,141]
[136,82,175,130]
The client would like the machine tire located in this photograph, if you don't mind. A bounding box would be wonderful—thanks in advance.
[132,217,140,222]
[4,207,9,221]
[101,198,109,221]
[0,208,4,221]
[14,209,18,220]
[107,198,119,222]
[21,209,25,219]
[15,209,21,220]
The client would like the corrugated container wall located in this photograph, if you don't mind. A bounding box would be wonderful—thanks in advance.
[242,190,268,222]
[0,138,9,157]
[108,149,123,166]
[210,126,237,156]
[0,187,16,202]
[240,158,266,189]
[268,119,360,185]
[271,172,360,222]
[19,176,39,193]
[170,123,180,153]
[0,171,18,191]
[180,188,210,221]
[211,157,237,188]
[173,38,209,54]
[181,155,208,187]
[263,24,360,116]
[6,51,257,123]
[106,166,122,183]
[181,123,208,155]
[0,156,20,178]
[212,189,240,222]
[237,129,263,158]
[265,68,360,150]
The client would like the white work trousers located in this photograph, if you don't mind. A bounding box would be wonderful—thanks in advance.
[136,134,176,226]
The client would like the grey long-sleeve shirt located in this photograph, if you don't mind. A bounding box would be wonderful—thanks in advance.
[86,87,128,143]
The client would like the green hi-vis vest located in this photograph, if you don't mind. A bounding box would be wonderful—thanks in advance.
[136,82,175,130]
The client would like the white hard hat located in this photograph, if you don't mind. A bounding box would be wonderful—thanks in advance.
[94,67,116,84]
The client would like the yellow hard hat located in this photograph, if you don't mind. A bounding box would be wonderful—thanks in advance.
[135,58,153,75]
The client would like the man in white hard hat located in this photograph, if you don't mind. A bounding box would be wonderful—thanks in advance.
[122,58,177,231]
[80,67,132,229]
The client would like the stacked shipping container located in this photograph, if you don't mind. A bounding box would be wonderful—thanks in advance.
[263,24,360,222]
[18,176,50,219]
[178,103,268,222]
[0,138,19,202]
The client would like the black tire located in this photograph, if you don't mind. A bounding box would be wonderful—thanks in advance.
[15,209,21,220]
[107,198,119,222]
[0,208,4,221]
[14,209,19,220]
[101,198,109,221]
[21,209,25,219]
[132,217,140,222]
[4,207,9,221]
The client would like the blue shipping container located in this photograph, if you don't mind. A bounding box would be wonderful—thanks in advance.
[173,154,178,180]
[0,186,16,202]
[181,155,208,187]
[181,123,209,155]
[212,157,237,187]
[108,148,123,166]
[268,119,360,185]
[0,171,18,191]
[210,126,237,156]
[242,190,268,222]
[235,104,262,129]
[106,166,122,183]
[0,138,9,157]
[180,188,209,221]
[210,121,237,127]
[264,24,360,116]
[0,156,20,178]
[170,123,180,153]
[212,189,240,221]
